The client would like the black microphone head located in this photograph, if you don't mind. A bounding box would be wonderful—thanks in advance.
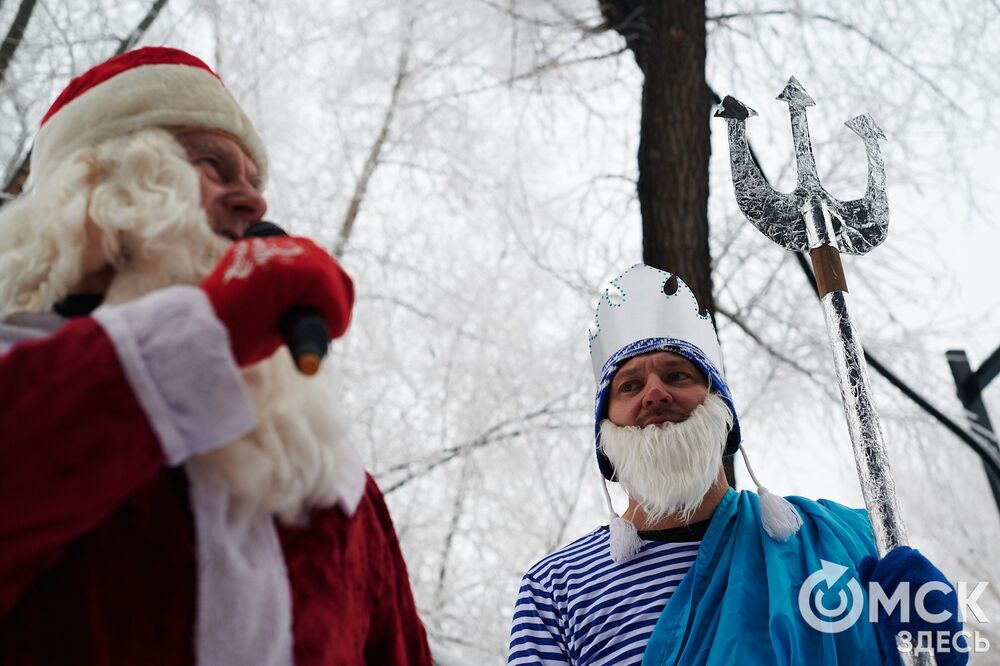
[244,221,289,238]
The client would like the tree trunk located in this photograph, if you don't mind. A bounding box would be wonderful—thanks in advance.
[602,0,733,485]
[636,1,714,315]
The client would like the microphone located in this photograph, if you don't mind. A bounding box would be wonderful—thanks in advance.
[242,221,329,376]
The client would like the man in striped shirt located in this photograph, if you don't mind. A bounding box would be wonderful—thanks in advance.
[508,266,737,665]
[508,265,966,666]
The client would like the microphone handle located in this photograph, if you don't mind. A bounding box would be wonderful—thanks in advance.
[279,305,329,376]
[243,221,329,375]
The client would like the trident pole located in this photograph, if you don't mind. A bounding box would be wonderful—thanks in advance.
[717,78,933,664]
[805,204,907,554]
[716,77,906,555]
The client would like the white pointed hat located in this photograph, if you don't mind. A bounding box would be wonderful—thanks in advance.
[589,264,741,479]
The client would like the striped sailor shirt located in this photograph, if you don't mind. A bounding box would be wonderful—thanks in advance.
[508,521,709,666]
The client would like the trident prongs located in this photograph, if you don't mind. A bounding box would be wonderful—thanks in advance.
[715,95,806,251]
[715,77,890,256]
[837,113,889,253]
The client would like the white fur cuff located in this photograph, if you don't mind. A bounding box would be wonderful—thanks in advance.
[94,285,256,464]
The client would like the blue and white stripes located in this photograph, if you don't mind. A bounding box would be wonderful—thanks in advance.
[508,528,700,665]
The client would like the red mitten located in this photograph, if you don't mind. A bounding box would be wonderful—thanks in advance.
[200,237,354,366]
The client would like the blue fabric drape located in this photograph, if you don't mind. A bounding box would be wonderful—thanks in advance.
[643,489,885,665]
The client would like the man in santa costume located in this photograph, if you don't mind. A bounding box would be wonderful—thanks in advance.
[0,47,432,665]
[508,265,968,665]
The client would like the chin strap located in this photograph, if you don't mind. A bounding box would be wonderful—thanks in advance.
[601,476,644,564]
[738,442,802,541]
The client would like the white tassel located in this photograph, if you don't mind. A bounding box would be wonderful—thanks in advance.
[609,514,644,563]
[756,485,802,541]
[602,477,644,563]
[739,443,802,542]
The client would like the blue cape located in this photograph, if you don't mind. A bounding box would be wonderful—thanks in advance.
[642,489,885,665]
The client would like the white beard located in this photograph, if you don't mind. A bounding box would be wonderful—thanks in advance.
[185,350,365,524]
[0,128,364,524]
[598,393,733,524]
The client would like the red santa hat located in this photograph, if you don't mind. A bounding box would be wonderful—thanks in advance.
[31,46,267,185]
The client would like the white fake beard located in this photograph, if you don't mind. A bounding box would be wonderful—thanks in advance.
[186,351,365,525]
[598,393,733,524]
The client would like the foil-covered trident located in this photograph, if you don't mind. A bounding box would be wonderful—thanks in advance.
[716,77,906,559]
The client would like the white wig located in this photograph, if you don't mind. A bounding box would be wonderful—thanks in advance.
[0,128,226,315]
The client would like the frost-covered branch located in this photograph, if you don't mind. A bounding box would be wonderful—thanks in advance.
[332,18,412,257]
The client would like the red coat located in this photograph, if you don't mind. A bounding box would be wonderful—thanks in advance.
[0,290,432,665]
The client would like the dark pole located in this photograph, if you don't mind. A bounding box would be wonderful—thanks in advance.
[974,344,1000,390]
[947,349,1000,510]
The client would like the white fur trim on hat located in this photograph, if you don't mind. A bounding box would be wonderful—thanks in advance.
[32,63,267,186]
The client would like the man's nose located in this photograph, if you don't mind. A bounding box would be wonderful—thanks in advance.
[642,376,673,407]
[224,183,268,225]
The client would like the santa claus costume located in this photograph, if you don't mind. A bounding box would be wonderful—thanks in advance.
[0,47,432,665]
